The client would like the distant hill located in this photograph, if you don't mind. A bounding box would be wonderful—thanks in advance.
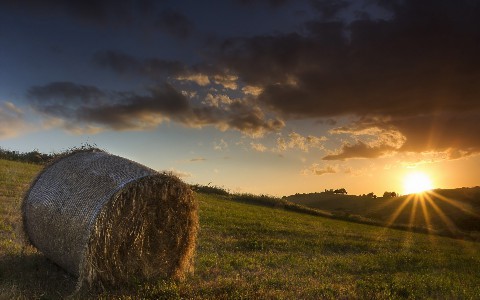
[285,187,480,239]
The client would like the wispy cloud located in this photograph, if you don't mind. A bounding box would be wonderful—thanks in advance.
[276,132,327,152]
[325,122,406,160]
[242,85,263,96]
[250,142,268,152]
[322,141,397,161]
[0,102,31,139]
[190,157,207,162]
[302,163,338,176]
[213,139,229,151]
[212,74,238,90]
[202,94,233,108]
[176,73,210,86]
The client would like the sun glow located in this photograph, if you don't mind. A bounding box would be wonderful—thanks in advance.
[403,172,433,194]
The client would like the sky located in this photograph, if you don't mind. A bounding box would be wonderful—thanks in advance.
[1,0,479,196]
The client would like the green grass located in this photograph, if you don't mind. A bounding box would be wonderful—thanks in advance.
[0,160,41,253]
[1,159,480,299]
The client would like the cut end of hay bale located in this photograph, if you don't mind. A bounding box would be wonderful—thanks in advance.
[83,174,198,287]
[22,151,198,289]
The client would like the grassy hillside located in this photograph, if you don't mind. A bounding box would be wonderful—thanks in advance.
[286,189,480,240]
[1,159,480,299]
[0,159,41,252]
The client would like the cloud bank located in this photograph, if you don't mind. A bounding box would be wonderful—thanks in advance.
[213,0,480,157]
[8,0,480,159]
[27,81,284,137]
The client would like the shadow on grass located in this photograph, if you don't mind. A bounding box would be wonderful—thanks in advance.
[0,251,182,299]
[0,251,77,299]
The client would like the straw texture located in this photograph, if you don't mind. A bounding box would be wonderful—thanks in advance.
[22,151,198,288]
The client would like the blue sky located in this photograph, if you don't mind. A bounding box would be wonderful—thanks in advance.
[1,0,479,196]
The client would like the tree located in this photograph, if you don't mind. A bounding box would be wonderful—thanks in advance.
[383,191,397,198]
[334,188,347,194]
[367,192,377,198]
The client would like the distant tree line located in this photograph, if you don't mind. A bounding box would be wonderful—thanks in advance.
[383,191,398,198]
[358,192,398,198]
[323,188,348,195]
[0,148,52,164]
[0,144,100,165]
[358,192,377,198]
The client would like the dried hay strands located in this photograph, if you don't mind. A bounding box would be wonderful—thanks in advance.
[22,150,198,288]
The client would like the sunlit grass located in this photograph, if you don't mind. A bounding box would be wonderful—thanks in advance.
[429,190,480,218]
[385,194,413,227]
[382,191,459,234]
[291,187,480,241]
[372,188,480,261]
[424,193,458,233]
[415,194,430,233]
[408,195,419,229]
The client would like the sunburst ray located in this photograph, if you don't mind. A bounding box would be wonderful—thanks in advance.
[428,190,480,218]
[423,193,459,234]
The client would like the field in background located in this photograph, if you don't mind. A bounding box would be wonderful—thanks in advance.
[285,189,480,241]
[1,159,480,299]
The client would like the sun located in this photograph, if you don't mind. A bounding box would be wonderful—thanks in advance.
[403,171,433,195]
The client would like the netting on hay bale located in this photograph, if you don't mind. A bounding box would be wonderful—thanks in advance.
[22,150,198,288]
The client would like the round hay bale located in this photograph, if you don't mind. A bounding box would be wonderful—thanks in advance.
[22,150,198,288]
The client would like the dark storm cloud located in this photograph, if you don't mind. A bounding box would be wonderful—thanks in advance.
[92,51,140,75]
[28,82,105,104]
[27,81,283,135]
[323,111,480,160]
[76,84,190,130]
[392,113,480,155]
[92,51,187,80]
[28,82,188,130]
[0,0,155,25]
[235,0,291,7]
[28,82,106,118]
[92,50,237,90]
[189,101,284,136]
[309,0,350,19]
[215,0,480,156]
[9,0,480,157]
[184,97,285,136]
[155,9,194,39]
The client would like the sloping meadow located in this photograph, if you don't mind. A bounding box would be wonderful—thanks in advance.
[1,159,480,298]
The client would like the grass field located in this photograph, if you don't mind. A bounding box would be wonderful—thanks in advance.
[285,189,480,241]
[1,159,480,299]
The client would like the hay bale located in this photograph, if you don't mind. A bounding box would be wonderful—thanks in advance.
[22,150,198,288]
